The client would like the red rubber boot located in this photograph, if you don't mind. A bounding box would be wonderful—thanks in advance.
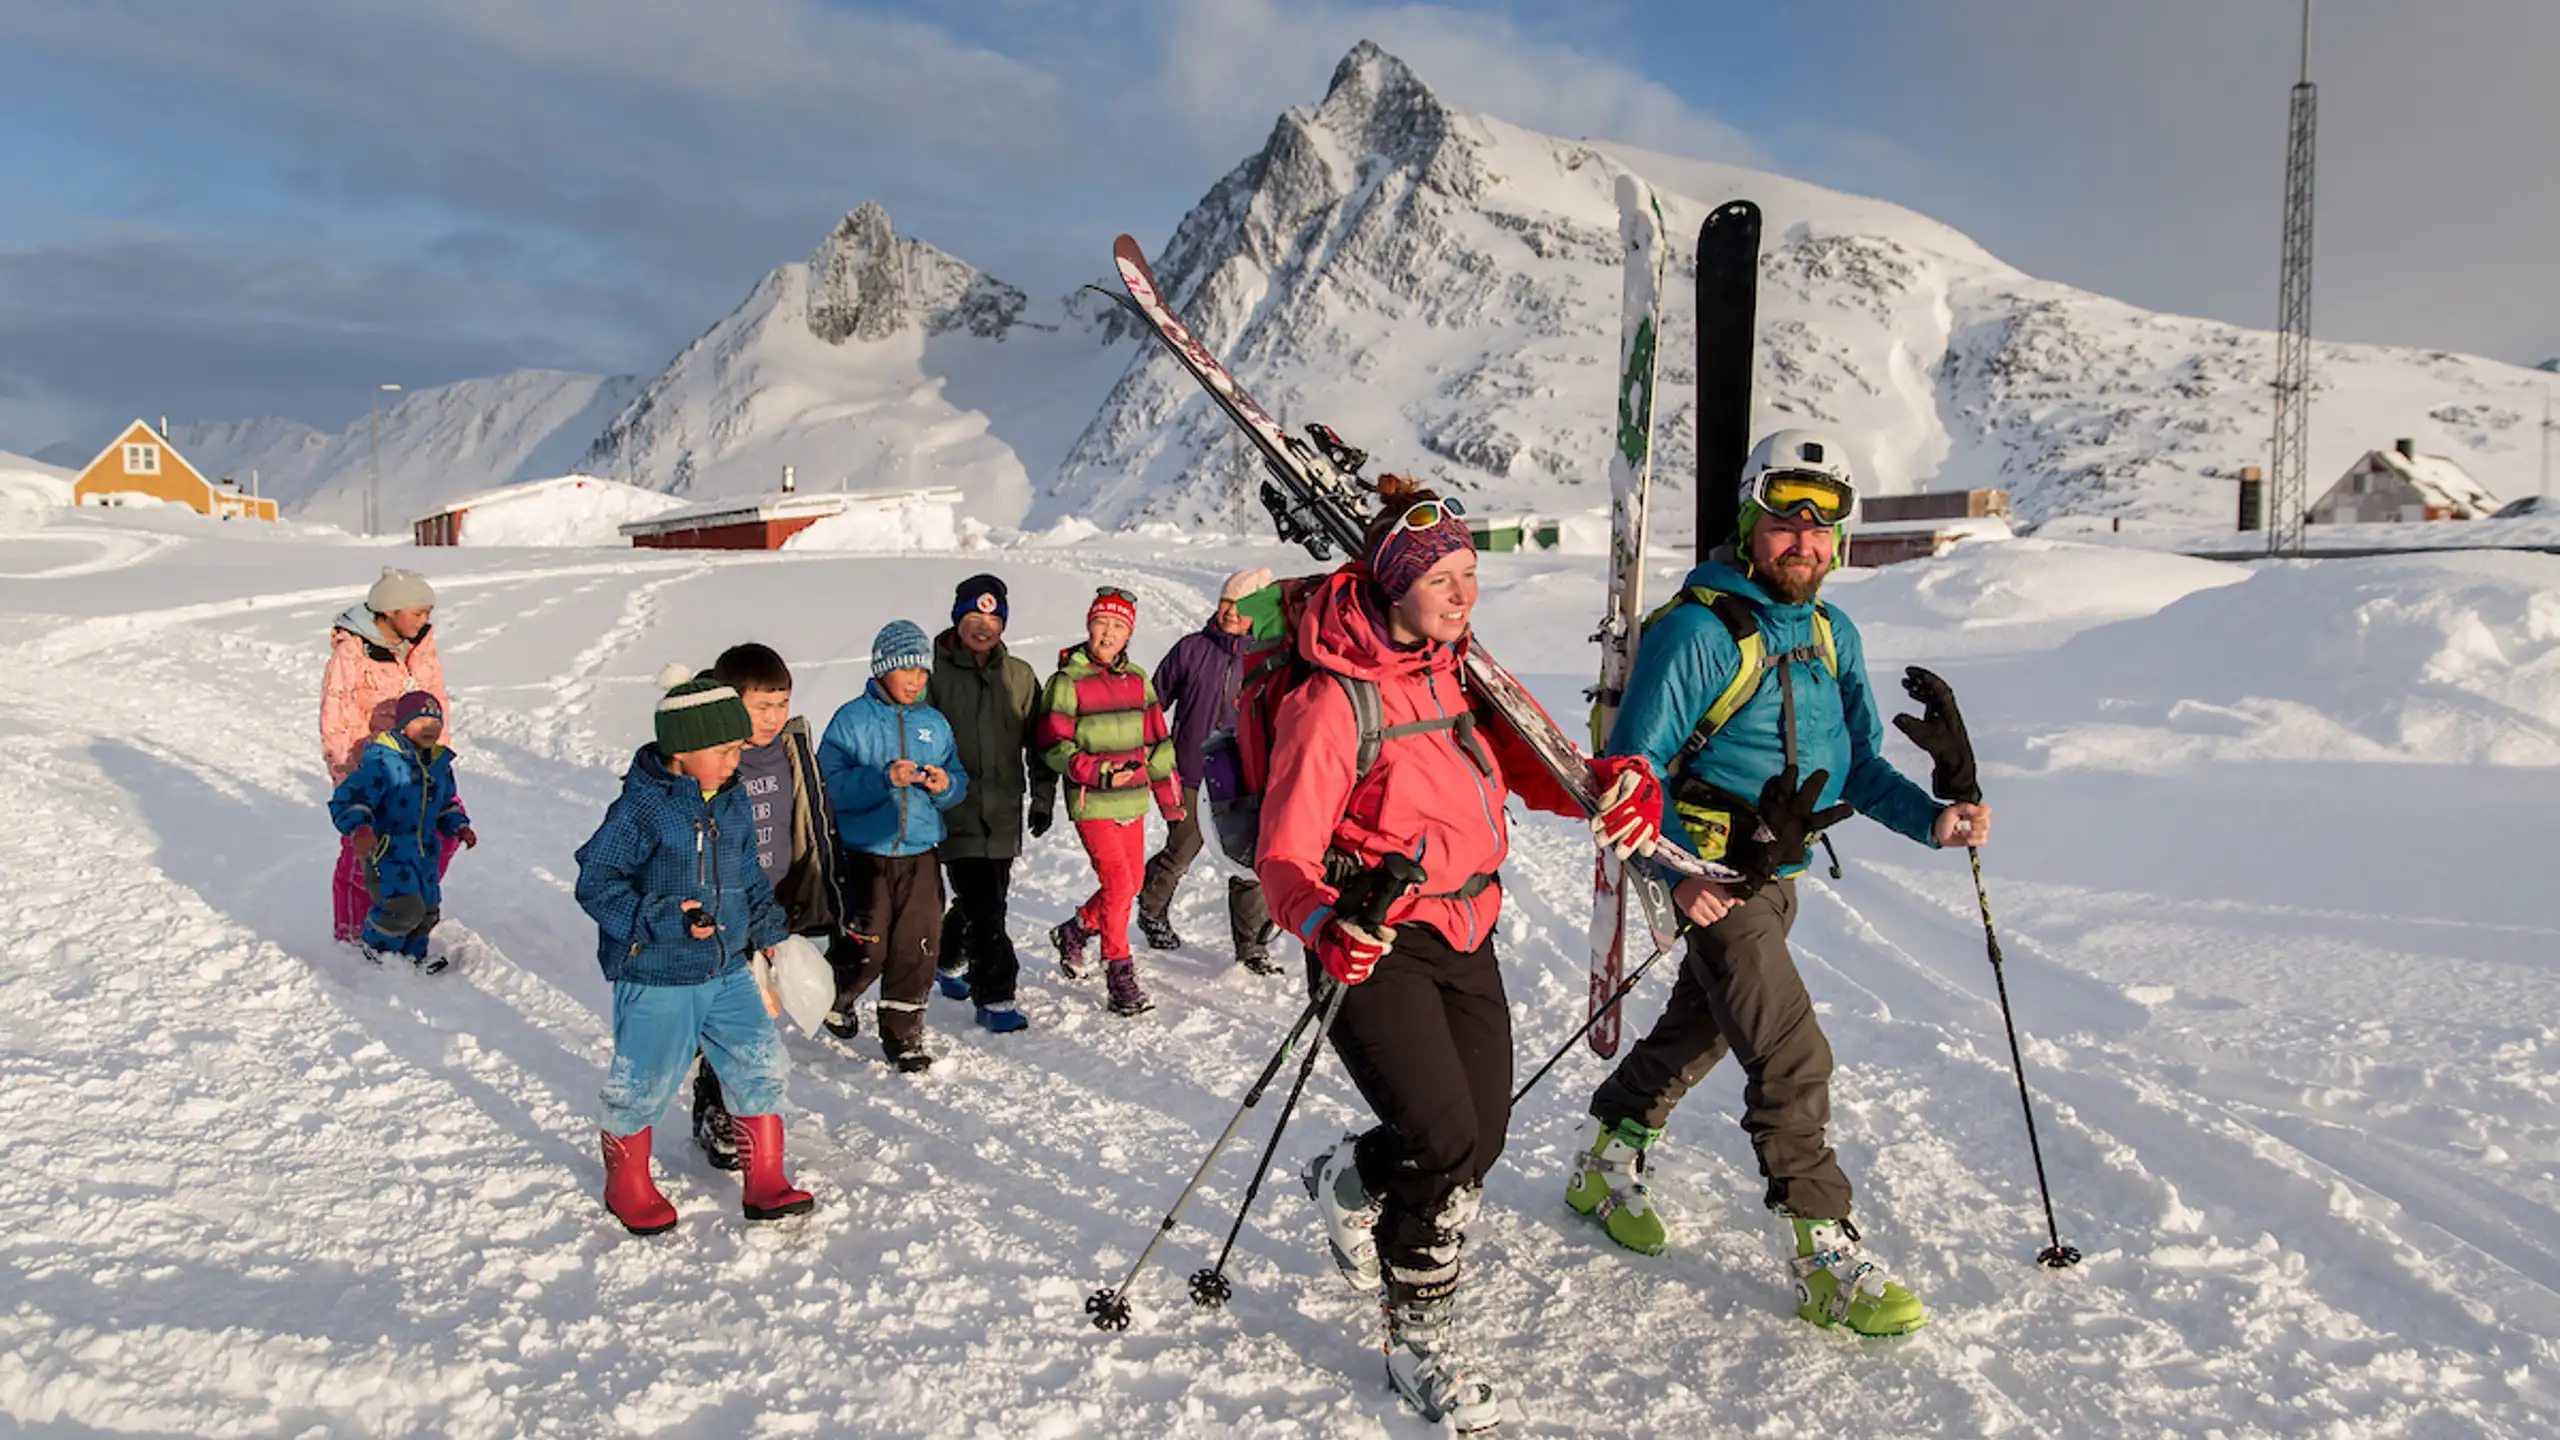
[600,1128,679,1236]
[733,1113,816,1221]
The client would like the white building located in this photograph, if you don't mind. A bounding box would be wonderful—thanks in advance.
[2309,441,2499,525]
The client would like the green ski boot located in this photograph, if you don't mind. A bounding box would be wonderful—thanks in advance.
[1783,1210,1928,1336]
[1565,1118,1669,1255]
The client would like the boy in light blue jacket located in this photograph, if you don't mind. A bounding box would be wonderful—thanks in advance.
[818,620,969,1071]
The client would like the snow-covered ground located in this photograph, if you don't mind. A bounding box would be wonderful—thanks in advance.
[2,513,2555,1436]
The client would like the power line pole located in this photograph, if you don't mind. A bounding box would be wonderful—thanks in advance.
[2269,0,2317,556]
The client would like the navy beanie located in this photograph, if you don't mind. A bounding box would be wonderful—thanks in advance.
[952,573,1009,625]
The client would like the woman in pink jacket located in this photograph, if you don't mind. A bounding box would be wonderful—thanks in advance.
[1257,479,1663,1432]
[321,568,454,944]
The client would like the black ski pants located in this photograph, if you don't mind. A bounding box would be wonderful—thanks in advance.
[1139,786,1273,960]
[1315,922,1512,1282]
[1587,878,1852,1219]
[830,849,942,1058]
[938,856,1021,1006]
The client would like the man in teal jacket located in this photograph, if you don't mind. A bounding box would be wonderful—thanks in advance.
[1567,430,1992,1338]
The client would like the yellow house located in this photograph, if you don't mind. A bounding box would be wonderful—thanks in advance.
[69,419,278,522]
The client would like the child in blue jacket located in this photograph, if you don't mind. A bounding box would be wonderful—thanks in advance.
[328,690,477,972]
[818,620,969,1072]
[574,673,812,1236]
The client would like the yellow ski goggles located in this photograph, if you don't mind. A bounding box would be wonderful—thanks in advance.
[1747,471,1856,526]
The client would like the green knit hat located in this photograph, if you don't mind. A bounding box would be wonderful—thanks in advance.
[653,663,752,755]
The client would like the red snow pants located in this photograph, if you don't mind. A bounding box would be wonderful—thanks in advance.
[1073,817,1147,964]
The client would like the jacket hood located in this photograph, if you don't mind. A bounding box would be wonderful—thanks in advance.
[1292,567,1465,686]
[1195,619,1249,652]
[373,729,452,765]
[1680,558,1829,619]
[1054,642,1140,678]
[334,602,430,659]
[622,743,729,800]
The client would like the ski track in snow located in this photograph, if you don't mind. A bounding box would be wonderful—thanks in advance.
[1,536,2554,1437]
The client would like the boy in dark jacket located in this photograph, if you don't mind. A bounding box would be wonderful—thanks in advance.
[328,690,477,973]
[928,574,1053,1034]
[575,674,811,1236]
[688,644,846,1169]
[819,620,969,1072]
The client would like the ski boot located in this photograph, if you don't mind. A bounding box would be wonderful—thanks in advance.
[1381,1267,1501,1434]
[691,1074,739,1172]
[1103,960,1154,1016]
[1565,1117,1668,1255]
[1301,1133,1381,1291]
[1051,915,1095,980]
[1138,909,1182,951]
[1782,1210,1928,1336]
[732,1114,815,1221]
[600,1128,678,1236]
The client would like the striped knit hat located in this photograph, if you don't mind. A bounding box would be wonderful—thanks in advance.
[652,663,751,755]
[871,620,933,678]
[1364,503,1474,602]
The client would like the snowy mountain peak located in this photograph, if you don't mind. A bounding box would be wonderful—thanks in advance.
[805,201,1028,345]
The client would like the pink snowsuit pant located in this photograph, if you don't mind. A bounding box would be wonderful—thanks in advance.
[334,832,463,945]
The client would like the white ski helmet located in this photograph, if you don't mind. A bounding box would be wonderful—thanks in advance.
[1737,428,1857,569]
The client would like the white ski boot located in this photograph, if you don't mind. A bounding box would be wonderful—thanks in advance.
[1381,1268,1501,1434]
[1301,1133,1381,1291]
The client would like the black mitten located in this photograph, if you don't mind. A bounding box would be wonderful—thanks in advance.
[1891,666,1982,805]
[1733,766,1856,883]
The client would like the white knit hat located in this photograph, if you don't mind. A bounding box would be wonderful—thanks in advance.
[367,567,435,612]
[1220,567,1273,603]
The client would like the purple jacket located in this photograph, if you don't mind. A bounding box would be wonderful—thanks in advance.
[1153,622,1249,789]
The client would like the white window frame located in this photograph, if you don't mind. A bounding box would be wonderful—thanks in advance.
[124,443,160,474]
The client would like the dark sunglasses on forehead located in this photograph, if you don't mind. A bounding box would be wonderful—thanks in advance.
[1095,586,1136,601]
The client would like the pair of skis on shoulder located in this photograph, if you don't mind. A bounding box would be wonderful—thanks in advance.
[1092,185,1759,1060]
[1586,177,1762,1057]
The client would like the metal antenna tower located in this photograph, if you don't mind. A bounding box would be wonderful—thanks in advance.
[2269,0,2318,555]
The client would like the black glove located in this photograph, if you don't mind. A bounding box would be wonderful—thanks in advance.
[1890,666,1981,805]
[1730,766,1855,884]
[1028,797,1055,839]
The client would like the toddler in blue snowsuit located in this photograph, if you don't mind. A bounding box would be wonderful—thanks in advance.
[573,672,814,1235]
[328,691,476,971]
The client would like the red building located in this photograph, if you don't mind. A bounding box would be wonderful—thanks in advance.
[618,494,851,550]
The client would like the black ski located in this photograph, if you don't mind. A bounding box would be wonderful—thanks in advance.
[1692,200,1762,558]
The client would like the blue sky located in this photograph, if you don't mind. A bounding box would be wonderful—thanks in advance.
[2,0,2552,456]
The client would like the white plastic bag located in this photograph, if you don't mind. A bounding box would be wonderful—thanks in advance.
[764,935,835,1036]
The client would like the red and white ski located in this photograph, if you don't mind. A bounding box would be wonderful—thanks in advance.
[1097,236,1728,951]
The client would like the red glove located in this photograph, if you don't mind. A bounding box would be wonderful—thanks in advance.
[456,826,479,850]
[1318,917,1395,986]
[1588,754,1663,861]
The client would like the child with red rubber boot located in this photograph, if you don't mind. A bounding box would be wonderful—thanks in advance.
[575,671,813,1235]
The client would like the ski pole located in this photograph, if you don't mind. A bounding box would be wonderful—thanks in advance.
[1512,933,1678,1107]
[1086,993,1331,1331]
[1190,978,1350,1308]
[1969,844,2081,1270]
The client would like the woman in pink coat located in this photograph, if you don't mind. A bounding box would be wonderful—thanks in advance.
[321,568,454,944]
